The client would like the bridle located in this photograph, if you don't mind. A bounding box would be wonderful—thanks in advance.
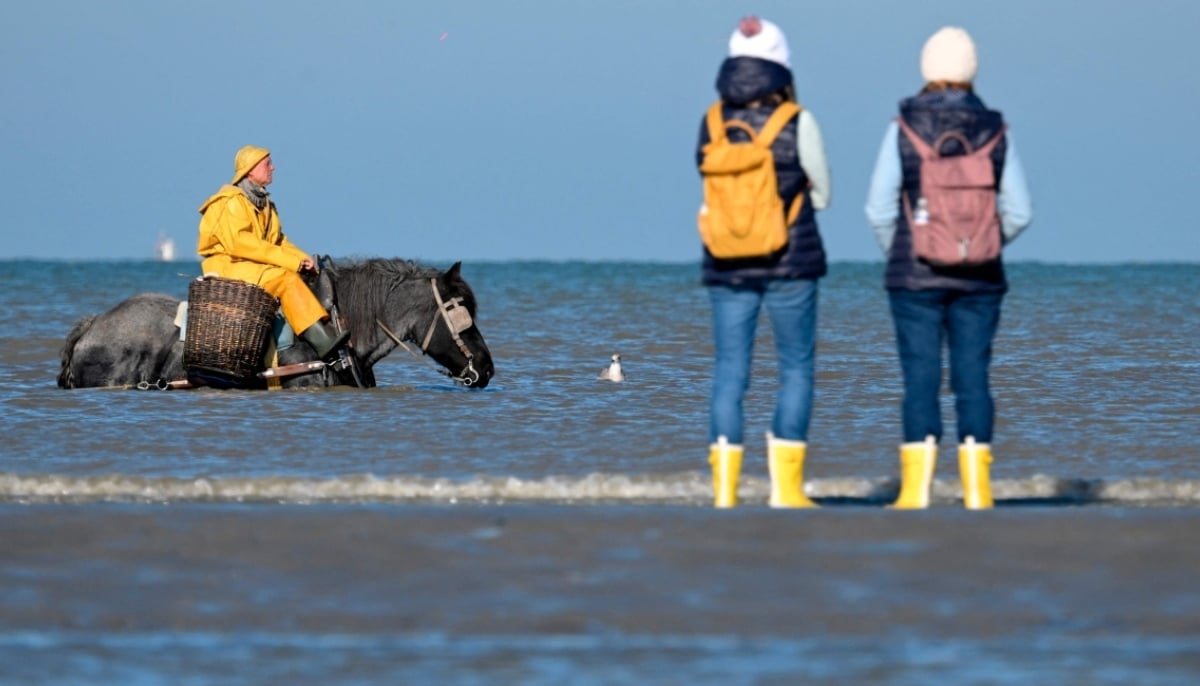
[376,278,482,386]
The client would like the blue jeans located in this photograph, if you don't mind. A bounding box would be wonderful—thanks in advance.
[888,289,1004,443]
[709,279,818,444]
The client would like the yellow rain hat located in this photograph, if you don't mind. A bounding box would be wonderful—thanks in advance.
[231,145,270,184]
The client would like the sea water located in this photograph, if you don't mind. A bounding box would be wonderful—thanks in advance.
[0,259,1198,684]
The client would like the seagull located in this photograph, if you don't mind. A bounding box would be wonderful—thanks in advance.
[598,353,624,382]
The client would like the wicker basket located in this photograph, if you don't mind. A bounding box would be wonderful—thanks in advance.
[183,277,278,387]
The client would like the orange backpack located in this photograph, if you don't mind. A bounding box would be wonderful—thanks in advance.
[697,101,803,259]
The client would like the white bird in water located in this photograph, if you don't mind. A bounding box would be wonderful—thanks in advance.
[598,353,624,382]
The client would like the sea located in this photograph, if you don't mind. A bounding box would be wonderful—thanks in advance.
[1,258,1198,685]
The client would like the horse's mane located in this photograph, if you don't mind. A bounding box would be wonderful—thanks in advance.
[337,257,442,286]
[329,258,446,345]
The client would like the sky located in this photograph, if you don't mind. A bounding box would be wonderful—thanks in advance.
[2,0,1198,264]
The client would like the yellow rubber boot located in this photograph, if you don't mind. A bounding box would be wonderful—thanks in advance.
[959,437,995,510]
[767,433,818,508]
[708,436,743,509]
[891,435,937,509]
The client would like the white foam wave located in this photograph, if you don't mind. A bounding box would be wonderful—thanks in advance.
[2,472,1199,506]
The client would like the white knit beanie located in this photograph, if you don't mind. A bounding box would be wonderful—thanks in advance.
[920,26,977,83]
[728,16,790,68]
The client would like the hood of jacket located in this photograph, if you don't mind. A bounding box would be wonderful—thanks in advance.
[715,56,793,106]
[197,184,245,215]
[898,88,1004,152]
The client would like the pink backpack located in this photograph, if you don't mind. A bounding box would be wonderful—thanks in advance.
[897,118,1007,266]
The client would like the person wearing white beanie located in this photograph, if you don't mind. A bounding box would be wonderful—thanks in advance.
[864,26,1033,511]
[695,16,832,511]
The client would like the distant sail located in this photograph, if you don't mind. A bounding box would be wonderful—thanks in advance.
[155,233,176,262]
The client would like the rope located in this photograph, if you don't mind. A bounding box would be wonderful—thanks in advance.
[376,318,451,379]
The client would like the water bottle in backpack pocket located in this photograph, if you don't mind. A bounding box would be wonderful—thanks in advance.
[898,118,1007,266]
[913,197,930,225]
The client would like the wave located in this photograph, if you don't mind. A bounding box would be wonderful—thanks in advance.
[2,472,1199,506]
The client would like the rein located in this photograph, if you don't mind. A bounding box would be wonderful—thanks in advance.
[375,278,481,386]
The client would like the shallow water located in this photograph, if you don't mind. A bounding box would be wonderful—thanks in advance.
[1,259,1198,683]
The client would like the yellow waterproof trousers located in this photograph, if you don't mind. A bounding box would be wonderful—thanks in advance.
[261,271,327,334]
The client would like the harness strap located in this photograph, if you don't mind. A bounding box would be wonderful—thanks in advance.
[421,278,475,362]
[374,278,479,386]
[377,318,453,379]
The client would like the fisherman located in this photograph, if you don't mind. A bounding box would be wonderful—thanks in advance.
[196,145,348,361]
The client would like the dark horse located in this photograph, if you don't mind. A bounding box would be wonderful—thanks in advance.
[57,258,494,390]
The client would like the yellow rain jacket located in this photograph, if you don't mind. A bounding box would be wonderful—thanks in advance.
[196,185,327,333]
[197,185,309,284]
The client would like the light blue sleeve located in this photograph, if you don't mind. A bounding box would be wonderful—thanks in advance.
[864,122,902,254]
[998,132,1033,244]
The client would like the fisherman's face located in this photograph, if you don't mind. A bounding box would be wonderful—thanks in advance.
[247,155,274,186]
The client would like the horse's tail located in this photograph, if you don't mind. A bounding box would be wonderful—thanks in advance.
[57,314,97,389]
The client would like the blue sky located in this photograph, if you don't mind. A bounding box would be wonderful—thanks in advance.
[2,0,1197,263]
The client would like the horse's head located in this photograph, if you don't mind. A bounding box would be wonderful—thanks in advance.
[331,258,495,389]
[414,262,495,388]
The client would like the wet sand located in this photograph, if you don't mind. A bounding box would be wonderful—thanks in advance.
[2,504,1197,636]
[3,504,1199,682]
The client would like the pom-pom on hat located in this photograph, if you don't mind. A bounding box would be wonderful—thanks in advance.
[232,145,270,184]
[728,16,790,68]
[920,26,977,84]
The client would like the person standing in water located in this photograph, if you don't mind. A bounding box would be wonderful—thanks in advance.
[697,17,833,509]
[865,27,1033,509]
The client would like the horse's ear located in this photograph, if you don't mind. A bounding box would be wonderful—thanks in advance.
[445,261,463,282]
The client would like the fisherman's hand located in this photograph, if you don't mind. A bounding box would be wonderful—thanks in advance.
[299,256,316,272]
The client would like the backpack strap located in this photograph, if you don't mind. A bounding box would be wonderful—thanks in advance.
[898,116,1008,159]
[756,102,801,147]
[705,101,728,143]
[973,123,1008,157]
[896,116,938,160]
[763,103,804,222]
[705,102,765,143]
[707,101,801,147]
[785,189,805,225]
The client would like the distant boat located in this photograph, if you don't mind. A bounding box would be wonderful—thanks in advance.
[155,233,176,262]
